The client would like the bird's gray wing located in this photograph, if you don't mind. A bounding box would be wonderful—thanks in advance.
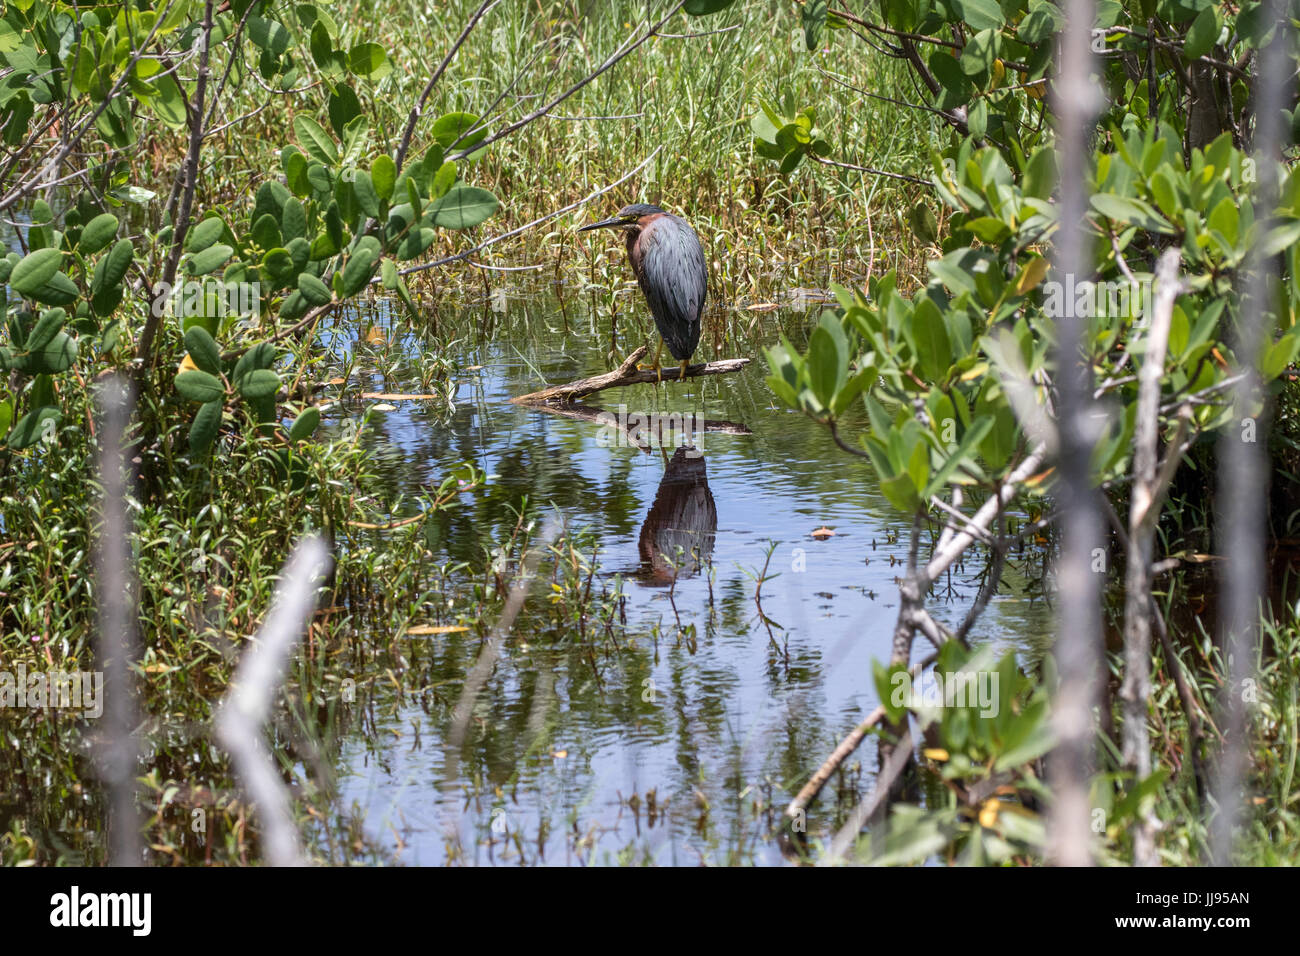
[636,217,706,358]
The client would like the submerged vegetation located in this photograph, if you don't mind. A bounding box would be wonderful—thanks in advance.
[0,0,1297,868]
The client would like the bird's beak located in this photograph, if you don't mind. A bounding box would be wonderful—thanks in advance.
[579,216,630,232]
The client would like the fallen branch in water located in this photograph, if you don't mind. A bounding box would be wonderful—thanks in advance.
[785,650,938,826]
[510,345,750,405]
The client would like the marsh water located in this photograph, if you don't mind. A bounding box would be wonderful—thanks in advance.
[311,292,1053,865]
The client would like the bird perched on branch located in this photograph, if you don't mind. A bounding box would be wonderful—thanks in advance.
[580,204,706,382]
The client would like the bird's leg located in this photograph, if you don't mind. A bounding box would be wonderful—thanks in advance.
[677,359,689,382]
[638,340,664,383]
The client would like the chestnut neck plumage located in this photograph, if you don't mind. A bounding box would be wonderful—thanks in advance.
[627,212,666,272]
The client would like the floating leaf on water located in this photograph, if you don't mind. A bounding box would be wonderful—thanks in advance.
[405,624,469,636]
[370,402,397,412]
[359,392,440,401]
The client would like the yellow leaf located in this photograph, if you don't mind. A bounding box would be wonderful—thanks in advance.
[178,352,199,374]
[1023,467,1056,488]
[359,392,442,401]
[405,624,469,636]
[922,747,949,762]
[978,799,1001,828]
[1015,256,1050,295]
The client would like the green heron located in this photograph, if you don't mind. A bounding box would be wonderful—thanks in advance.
[579,203,706,382]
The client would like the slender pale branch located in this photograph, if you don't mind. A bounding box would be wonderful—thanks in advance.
[216,537,333,868]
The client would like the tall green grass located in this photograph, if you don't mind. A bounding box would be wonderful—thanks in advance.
[196,1,941,303]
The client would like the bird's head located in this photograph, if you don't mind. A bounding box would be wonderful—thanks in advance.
[578,203,666,233]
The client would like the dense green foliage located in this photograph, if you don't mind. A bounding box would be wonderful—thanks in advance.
[753,0,1300,862]
[0,0,498,458]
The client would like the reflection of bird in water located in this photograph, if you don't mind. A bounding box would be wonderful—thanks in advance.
[638,446,717,586]
[579,204,706,382]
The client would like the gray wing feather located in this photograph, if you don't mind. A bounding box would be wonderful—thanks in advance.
[636,216,706,361]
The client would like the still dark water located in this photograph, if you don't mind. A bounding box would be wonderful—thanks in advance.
[315,295,1051,865]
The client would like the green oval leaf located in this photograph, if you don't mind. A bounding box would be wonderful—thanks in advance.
[78,213,120,255]
[26,308,66,352]
[298,272,333,306]
[294,114,338,166]
[281,197,307,242]
[341,249,377,296]
[288,405,321,443]
[184,325,222,375]
[352,169,381,217]
[233,342,277,382]
[279,290,309,321]
[428,185,498,230]
[1184,6,1218,59]
[10,248,63,296]
[430,112,484,150]
[683,0,736,13]
[261,247,295,279]
[186,244,234,276]
[239,367,280,400]
[175,369,225,403]
[6,406,59,449]
[30,272,79,306]
[189,399,223,455]
[348,42,391,81]
[186,217,226,253]
[16,330,77,373]
[371,154,396,200]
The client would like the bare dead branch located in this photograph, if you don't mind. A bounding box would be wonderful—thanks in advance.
[215,537,333,867]
[1120,247,1183,866]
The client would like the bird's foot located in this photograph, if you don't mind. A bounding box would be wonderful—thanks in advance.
[637,362,663,384]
